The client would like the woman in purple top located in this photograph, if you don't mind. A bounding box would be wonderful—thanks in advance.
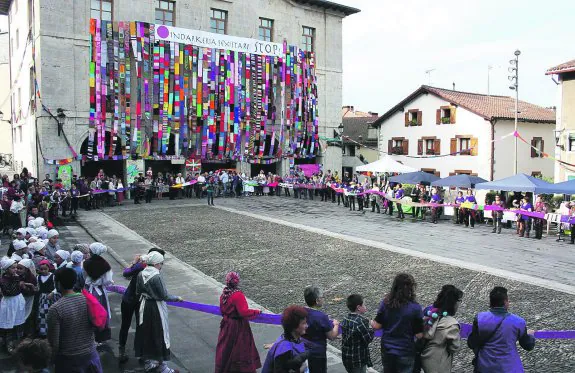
[463,190,477,228]
[429,188,441,224]
[371,273,423,373]
[302,286,339,373]
[395,184,405,219]
[518,197,533,238]
[262,306,309,373]
[454,191,465,225]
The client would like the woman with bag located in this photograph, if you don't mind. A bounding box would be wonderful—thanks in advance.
[134,251,183,373]
[215,271,262,373]
[419,285,463,373]
[83,242,113,344]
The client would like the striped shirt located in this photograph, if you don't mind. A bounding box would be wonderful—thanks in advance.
[47,293,96,357]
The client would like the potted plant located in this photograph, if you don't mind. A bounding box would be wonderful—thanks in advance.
[441,117,451,124]
[410,119,418,126]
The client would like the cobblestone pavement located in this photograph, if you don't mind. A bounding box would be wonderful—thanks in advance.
[106,200,575,373]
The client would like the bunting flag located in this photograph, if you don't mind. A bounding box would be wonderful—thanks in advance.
[88,20,319,164]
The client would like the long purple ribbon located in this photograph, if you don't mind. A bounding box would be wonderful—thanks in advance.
[106,285,574,339]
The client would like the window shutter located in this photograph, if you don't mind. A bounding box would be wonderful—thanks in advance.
[450,107,456,124]
[450,138,457,154]
[540,139,544,157]
[388,139,392,153]
[449,172,456,176]
[404,112,409,127]
[417,111,422,126]
[434,139,441,155]
[471,137,478,156]
[417,139,423,155]
[471,173,478,176]
[402,140,409,155]
[436,109,441,125]
[530,139,537,158]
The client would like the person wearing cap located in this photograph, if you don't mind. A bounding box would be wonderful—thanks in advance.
[45,229,60,261]
[0,257,28,353]
[7,239,27,259]
[54,250,70,270]
[83,243,113,344]
[134,251,183,373]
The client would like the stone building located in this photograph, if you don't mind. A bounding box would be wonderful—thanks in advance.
[0,29,13,173]
[341,106,379,176]
[0,0,359,180]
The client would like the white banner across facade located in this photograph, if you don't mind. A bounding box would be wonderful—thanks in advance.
[154,24,284,57]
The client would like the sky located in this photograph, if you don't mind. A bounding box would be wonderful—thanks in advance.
[337,0,575,115]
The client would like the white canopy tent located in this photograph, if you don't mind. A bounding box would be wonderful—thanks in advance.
[355,154,417,173]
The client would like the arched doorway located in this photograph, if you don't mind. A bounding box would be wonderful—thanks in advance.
[79,132,124,179]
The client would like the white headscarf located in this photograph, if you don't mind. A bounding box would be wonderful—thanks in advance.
[89,242,107,256]
[26,227,37,237]
[70,250,84,264]
[1,257,16,271]
[140,252,164,284]
[47,229,59,239]
[19,258,36,277]
[55,250,70,261]
[13,240,27,251]
[10,253,22,262]
[16,228,27,236]
[28,241,45,254]
[35,217,45,228]
[37,227,48,239]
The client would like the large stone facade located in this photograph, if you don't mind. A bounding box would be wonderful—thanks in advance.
[4,0,358,179]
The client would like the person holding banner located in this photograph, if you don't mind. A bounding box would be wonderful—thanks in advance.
[518,197,533,238]
[533,196,547,240]
[463,190,477,228]
[430,188,441,224]
[144,175,155,204]
[454,191,465,225]
[395,184,405,220]
[491,194,505,234]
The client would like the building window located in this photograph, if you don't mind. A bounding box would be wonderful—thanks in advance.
[28,0,33,29]
[155,1,175,26]
[425,139,435,155]
[210,9,227,34]
[15,29,19,50]
[390,138,408,155]
[531,171,542,178]
[405,109,422,126]
[569,134,575,152]
[302,26,314,52]
[259,18,273,42]
[90,0,113,21]
[29,67,35,113]
[348,145,356,157]
[530,137,544,158]
[459,137,470,155]
[441,108,451,124]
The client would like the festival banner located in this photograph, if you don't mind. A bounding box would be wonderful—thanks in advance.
[126,159,144,185]
[57,164,73,189]
[154,24,284,57]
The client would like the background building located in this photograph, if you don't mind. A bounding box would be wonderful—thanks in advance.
[341,105,378,176]
[546,59,575,182]
[372,85,556,180]
[0,0,358,180]
[0,28,13,174]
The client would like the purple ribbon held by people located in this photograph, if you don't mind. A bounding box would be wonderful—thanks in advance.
[105,285,574,339]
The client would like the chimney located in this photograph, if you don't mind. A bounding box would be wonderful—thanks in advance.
[452,82,455,90]
[368,111,379,118]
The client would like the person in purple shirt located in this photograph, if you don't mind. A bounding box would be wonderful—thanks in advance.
[429,188,441,224]
[302,286,340,373]
[117,247,166,364]
[463,189,477,228]
[454,191,465,225]
[518,197,533,238]
[395,184,405,220]
[468,286,535,373]
[371,273,423,373]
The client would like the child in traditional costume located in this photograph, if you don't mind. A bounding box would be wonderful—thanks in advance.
[0,257,27,354]
[16,259,38,337]
[36,259,55,337]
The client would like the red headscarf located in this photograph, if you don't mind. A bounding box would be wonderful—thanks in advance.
[221,271,240,304]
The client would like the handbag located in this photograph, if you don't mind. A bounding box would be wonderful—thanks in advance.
[82,289,108,330]
[470,315,507,370]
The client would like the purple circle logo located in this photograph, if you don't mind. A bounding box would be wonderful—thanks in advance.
[157,25,169,39]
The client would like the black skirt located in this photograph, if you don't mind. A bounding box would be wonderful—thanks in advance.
[134,299,171,361]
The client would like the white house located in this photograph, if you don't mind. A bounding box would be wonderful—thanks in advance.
[372,85,556,180]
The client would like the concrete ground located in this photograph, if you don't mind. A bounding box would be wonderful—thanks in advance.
[103,195,575,372]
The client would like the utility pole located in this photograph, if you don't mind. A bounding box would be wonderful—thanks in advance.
[508,50,521,175]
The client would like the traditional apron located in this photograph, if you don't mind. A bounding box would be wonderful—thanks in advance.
[139,293,171,349]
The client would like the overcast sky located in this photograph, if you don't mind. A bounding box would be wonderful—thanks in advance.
[338,0,575,115]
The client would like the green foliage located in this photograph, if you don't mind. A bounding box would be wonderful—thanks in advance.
[485,192,496,205]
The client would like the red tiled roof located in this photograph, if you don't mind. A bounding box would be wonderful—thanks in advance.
[372,85,556,126]
[546,59,575,75]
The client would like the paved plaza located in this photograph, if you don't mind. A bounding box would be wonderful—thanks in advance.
[102,195,575,372]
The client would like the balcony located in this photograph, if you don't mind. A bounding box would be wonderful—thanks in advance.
[391,146,404,155]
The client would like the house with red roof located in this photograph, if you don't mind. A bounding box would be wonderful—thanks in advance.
[371,85,556,181]
[546,59,575,182]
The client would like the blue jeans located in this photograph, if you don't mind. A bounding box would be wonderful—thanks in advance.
[382,350,414,373]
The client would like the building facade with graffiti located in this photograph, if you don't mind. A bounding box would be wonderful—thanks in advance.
[1,0,359,180]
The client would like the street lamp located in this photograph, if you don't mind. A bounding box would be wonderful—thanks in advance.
[508,49,520,174]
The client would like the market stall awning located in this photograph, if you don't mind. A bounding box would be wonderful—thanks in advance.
[431,174,487,188]
[389,171,440,185]
[546,179,575,195]
[474,173,555,194]
[355,155,417,173]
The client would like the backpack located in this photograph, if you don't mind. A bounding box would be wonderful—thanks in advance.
[82,289,108,330]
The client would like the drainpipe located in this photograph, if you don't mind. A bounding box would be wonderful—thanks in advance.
[490,119,495,181]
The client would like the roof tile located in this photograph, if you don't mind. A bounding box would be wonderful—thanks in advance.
[546,59,575,75]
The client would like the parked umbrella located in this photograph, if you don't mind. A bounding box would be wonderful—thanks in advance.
[431,174,488,189]
[389,171,440,186]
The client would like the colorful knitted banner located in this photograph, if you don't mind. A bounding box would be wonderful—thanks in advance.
[88,20,318,164]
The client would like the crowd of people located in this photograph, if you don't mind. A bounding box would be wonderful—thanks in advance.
[215,271,535,373]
